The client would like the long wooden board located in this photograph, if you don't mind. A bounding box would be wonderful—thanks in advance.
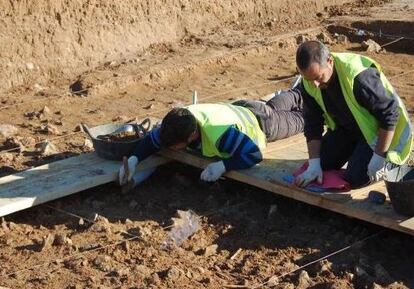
[0,153,170,217]
[159,135,414,236]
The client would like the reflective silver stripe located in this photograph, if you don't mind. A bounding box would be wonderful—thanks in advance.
[391,91,412,153]
[394,122,412,153]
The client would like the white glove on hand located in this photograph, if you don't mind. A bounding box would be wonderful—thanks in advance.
[367,152,386,182]
[200,161,226,182]
[119,156,138,186]
[295,158,323,188]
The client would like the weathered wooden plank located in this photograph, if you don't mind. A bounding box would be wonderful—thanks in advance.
[399,217,414,230]
[0,153,170,217]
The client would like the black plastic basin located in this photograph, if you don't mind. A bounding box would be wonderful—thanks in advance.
[385,165,414,216]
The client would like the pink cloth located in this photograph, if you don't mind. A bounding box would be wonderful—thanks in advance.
[294,161,351,192]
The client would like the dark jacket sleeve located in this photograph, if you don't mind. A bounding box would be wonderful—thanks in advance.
[299,83,325,141]
[217,126,263,170]
[131,127,161,161]
[353,67,399,130]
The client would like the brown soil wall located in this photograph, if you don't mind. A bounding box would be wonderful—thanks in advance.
[0,0,351,93]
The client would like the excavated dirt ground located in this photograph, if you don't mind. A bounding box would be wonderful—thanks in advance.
[1,0,414,288]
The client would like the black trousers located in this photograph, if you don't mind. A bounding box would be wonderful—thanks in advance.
[320,128,373,189]
[233,89,304,142]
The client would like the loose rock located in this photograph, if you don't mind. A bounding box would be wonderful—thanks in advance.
[40,123,60,135]
[64,257,87,270]
[82,138,93,150]
[135,264,151,277]
[148,272,161,285]
[41,106,51,115]
[53,233,72,246]
[0,124,18,138]
[165,266,182,281]
[93,255,112,272]
[26,62,35,70]
[1,218,10,233]
[318,260,332,272]
[267,276,279,287]
[0,153,14,166]
[40,234,54,251]
[336,34,348,44]
[361,39,383,53]
[297,270,312,289]
[203,244,218,257]
[36,140,59,156]
[114,267,130,277]
[89,215,111,233]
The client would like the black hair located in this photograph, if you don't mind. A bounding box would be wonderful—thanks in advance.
[159,107,197,147]
[296,40,330,71]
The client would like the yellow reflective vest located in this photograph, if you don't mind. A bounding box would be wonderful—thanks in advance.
[302,52,413,165]
[186,103,267,158]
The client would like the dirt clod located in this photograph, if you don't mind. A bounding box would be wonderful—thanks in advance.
[267,276,279,287]
[40,234,54,251]
[40,123,60,135]
[36,140,58,156]
[148,272,161,285]
[361,39,383,53]
[82,138,93,150]
[203,244,218,257]
[93,255,112,272]
[336,34,349,44]
[53,233,72,246]
[0,124,18,138]
[165,266,183,281]
[297,270,312,289]
[41,106,51,115]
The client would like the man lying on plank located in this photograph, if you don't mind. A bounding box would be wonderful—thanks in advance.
[119,89,304,188]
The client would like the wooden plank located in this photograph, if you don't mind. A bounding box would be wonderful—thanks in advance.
[159,147,414,236]
[0,153,170,217]
[399,217,414,230]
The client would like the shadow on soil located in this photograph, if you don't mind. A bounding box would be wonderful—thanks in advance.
[6,162,414,288]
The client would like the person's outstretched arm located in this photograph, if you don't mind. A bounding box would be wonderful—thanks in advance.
[119,127,161,185]
[200,126,263,182]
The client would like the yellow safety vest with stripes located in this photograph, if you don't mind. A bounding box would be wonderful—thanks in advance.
[302,52,413,165]
[186,103,267,158]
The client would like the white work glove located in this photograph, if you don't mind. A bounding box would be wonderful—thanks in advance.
[119,156,138,186]
[367,152,386,182]
[200,161,226,182]
[295,158,323,187]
